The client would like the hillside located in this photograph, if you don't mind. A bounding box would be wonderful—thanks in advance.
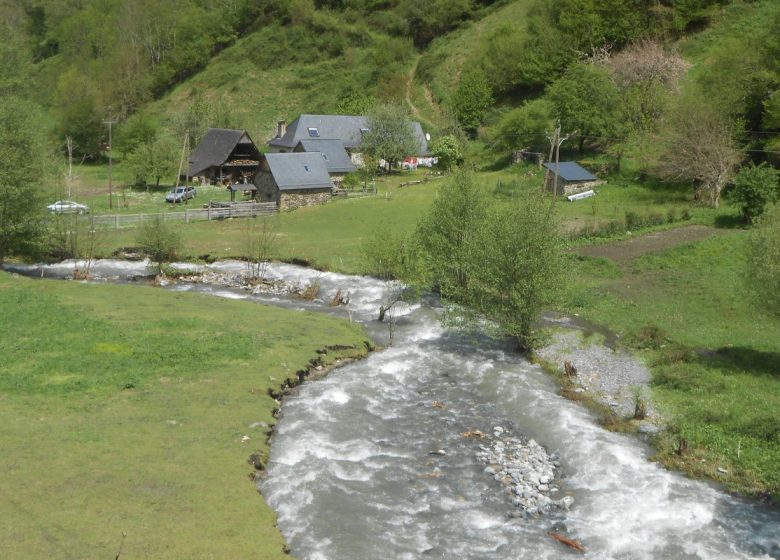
[1,0,776,175]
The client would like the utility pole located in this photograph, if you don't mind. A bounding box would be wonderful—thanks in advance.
[66,136,74,199]
[103,116,118,211]
[175,129,191,203]
[545,120,571,202]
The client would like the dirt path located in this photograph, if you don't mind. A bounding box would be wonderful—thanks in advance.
[575,225,738,264]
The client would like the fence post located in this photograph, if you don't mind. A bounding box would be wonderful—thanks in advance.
[114,215,119,229]
[185,209,189,224]
[207,205,211,221]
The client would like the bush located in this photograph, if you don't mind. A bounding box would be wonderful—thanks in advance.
[136,216,183,274]
[625,211,642,230]
[731,162,780,224]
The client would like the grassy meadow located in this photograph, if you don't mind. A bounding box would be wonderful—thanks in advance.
[0,271,370,559]
[565,234,780,497]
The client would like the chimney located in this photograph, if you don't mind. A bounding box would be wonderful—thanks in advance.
[276,120,286,139]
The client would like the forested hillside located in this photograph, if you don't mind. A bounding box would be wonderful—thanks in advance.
[1,0,779,184]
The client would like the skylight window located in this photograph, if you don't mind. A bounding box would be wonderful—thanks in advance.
[307,127,320,137]
[360,128,370,135]
[304,165,310,172]
[321,154,329,160]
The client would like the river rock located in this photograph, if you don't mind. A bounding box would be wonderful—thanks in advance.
[474,428,567,516]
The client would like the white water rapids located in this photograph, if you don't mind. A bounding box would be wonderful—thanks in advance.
[5,259,779,559]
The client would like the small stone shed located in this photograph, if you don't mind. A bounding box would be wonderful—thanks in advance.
[543,162,603,195]
[254,152,333,211]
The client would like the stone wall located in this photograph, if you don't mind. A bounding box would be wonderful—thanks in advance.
[253,172,280,203]
[279,189,331,212]
[545,177,605,196]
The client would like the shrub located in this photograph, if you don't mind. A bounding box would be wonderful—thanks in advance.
[681,208,692,221]
[625,211,642,230]
[667,208,678,223]
[136,215,183,274]
[731,162,780,224]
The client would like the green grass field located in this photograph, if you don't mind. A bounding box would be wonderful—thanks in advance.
[0,271,370,559]
[22,165,780,506]
[565,234,780,497]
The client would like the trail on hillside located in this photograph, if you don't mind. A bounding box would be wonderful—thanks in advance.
[575,225,740,264]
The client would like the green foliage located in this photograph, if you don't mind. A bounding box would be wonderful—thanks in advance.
[415,172,490,299]
[451,67,493,135]
[493,98,554,152]
[415,173,566,351]
[114,114,159,158]
[472,190,567,352]
[361,223,408,280]
[362,104,419,170]
[731,163,780,224]
[54,68,104,157]
[0,97,51,262]
[127,132,180,189]
[135,215,183,273]
[429,134,463,171]
[547,62,621,153]
[333,88,376,115]
[746,203,780,315]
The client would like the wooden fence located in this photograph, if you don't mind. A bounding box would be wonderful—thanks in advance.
[84,202,278,229]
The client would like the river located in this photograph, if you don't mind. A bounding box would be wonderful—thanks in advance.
[5,259,779,559]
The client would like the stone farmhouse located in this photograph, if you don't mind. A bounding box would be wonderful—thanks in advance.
[293,138,356,185]
[267,114,430,166]
[254,152,333,211]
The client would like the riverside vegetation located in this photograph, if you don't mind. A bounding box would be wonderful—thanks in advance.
[1,0,780,555]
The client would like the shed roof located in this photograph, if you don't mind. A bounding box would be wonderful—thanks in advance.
[188,128,258,176]
[264,153,332,191]
[269,114,429,156]
[542,161,598,182]
[295,139,356,173]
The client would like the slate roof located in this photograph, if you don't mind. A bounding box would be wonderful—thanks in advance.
[188,128,259,176]
[269,114,429,156]
[295,139,356,174]
[264,153,333,191]
[542,161,598,182]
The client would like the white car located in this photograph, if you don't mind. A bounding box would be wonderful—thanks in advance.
[47,200,90,214]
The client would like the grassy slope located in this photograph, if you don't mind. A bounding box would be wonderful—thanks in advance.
[566,233,780,497]
[416,0,533,106]
[0,271,370,559]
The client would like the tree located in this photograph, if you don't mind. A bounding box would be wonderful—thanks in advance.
[469,191,567,352]
[547,61,621,154]
[731,163,780,224]
[429,134,463,172]
[362,104,418,171]
[127,132,180,190]
[451,67,493,136]
[136,215,182,275]
[657,101,742,208]
[746,203,780,315]
[494,98,554,153]
[333,88,376,116]
[0,97,51,262]
[54,68,104,157]
[415,172,489,299]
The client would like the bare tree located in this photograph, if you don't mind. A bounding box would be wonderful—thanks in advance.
[656,102,742,208]
[245,217,278,283]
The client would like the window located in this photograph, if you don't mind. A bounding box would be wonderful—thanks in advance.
[307,127,320,137]
[360,128,370,135]
[321,154,328,160]
[304,165,310,172]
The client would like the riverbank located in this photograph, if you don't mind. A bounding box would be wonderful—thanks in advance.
[562,231,780,503]
[0,270,371,559]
